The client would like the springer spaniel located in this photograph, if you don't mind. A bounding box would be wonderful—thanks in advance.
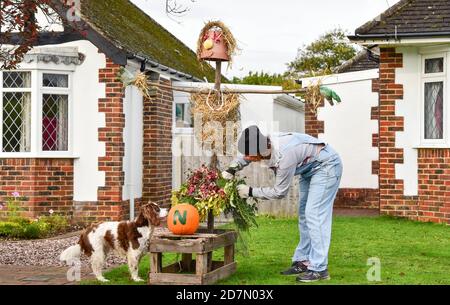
[60,202,168,282]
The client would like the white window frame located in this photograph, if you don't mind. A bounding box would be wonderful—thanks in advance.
[173,91,194,135]
[38,71,73,156]
[420,53,448,146]
[0,70,33,155]
[0,69,74,157]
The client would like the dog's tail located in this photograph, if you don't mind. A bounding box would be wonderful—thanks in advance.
[60,244,81,264]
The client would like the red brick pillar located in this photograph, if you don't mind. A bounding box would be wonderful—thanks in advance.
[304,98,324,138]
[378,48,418,218]
[89,58,127,223]
[142,76,173,206]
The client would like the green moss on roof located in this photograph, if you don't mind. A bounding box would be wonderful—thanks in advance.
[80,0,216,81]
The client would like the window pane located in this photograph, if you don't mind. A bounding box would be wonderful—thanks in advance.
[175,103,193,128]
[43,74,68,88]
[2,92,31,152]
[425,58,444,74]
[424,82,444,139]
[42,94,68,151]
[3,72,31,88]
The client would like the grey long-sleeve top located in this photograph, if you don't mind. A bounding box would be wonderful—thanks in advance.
[229,133,326,200]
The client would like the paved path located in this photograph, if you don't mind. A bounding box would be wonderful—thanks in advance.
[0,265,95,285]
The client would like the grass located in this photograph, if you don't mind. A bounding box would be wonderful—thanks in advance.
[81,215,450,285]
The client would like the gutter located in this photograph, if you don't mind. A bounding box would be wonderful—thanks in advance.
[127,53,204,82]
[349,32,450,41]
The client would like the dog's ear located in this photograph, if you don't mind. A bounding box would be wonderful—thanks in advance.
[141,202,161,226]
[135,211,148,227]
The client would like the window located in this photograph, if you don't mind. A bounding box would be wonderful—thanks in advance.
[1,72,32,152]
[175,102,193,128]
[0,70,71,155]
[42,94,68,151]
[421,54,446,143]
[41,73,69,152]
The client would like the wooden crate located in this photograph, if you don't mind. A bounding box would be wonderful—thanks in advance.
[148,228,237,285]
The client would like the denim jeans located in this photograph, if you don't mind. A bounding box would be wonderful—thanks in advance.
[292,145,343,272]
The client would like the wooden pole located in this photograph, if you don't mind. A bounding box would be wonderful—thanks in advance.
[148,81,307,95]
[207,60,223,234]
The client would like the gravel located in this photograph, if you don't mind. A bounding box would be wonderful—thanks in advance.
[0,233,126,268]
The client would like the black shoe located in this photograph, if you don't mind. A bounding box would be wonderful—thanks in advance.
[280,261,308,276]
[296,269,331,282]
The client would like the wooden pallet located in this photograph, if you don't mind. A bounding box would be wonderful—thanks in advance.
[148,228,237,285]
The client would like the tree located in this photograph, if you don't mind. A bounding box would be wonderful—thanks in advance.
[287,28,357,78]
[0,0,195,69]
[231,71,299,90]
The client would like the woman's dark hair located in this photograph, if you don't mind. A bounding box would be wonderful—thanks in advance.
[237,126,270,156]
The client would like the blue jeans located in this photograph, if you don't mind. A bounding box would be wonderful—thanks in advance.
[292,145,343,272]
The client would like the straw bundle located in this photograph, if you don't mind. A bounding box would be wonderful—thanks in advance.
[190,90,242,153]
[305,79,324,116]
[118,68,151,99]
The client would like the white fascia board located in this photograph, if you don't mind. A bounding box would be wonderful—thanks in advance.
[355,37,450,47]
[300,69,379,87]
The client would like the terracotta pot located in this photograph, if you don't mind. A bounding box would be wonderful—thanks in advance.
[200,29,229,62]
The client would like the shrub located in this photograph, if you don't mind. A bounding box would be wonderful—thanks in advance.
[39,215,69,233]
[0,192,71,239]
[0,222,24,238]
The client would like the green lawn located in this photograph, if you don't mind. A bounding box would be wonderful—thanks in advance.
[81,216,450,285]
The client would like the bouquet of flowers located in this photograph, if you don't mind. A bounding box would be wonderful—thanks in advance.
[171,165,258,232]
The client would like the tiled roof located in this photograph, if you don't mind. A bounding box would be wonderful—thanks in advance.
[352,0,450,39]
[334,50,379,74]
[80,0,216,81]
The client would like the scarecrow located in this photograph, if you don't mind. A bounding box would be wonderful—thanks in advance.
[122,20,344,283]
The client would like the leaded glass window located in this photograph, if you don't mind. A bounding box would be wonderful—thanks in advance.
[2,72,31,152]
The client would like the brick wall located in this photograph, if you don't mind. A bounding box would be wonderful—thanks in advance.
[378,48,419,219]
[304,80,380,210]
[334,188,379,209]
[417,149,450,224]
[142,76,173,206]
[304,96,324,138]
[0,159,73,219]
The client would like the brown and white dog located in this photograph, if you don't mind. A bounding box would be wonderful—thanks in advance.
[60,202,168,282]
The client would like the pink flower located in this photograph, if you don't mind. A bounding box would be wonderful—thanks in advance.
[49,209,54,215]
[0,203,4,210]
[11,192,20,198]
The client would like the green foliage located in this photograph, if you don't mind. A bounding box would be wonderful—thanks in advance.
[231,71,299,90]
[38,215,69,233]
[0,193,70,239]
[0,215,69,239]
[287,28,357,78]
[5,197,25,219]
[171,166,258,233]
[223,178,258,232]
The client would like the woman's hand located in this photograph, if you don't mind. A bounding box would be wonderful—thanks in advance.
[237,184,251,198]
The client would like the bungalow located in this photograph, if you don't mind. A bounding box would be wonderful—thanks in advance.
[303,0,450,224]
[0,0,215,224]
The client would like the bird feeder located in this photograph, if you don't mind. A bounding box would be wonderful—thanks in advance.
[200,29,230,62]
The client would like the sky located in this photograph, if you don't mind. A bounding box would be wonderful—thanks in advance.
[131,0,401,79]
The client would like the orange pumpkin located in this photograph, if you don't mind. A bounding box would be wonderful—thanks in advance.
[167,204,200,235]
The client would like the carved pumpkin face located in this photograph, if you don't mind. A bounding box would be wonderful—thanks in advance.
[167,204,200,235]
